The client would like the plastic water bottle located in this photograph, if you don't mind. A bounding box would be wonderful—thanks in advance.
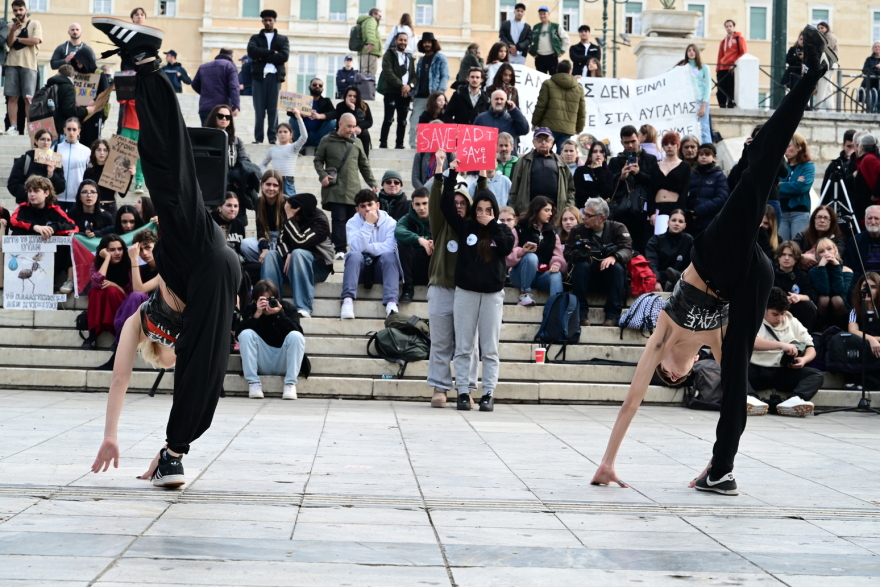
[47,99,55,109]
[381,374,393,379]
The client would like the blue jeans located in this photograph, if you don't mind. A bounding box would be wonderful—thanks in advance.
[261,249,331,314]
[295,118,336,149]
[571,260,625,320]
[552,131,571,154]
[509,253,563,295]
[283,176,296,197]
[238,329,305,385]
[698,104,712,144]
[342,251,399,304]
[778,210,811,242]
[252,74,280,143]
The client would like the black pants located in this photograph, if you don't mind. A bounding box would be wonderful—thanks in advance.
[535,54,558,75]
[380,93,411,147]
[695,72,818,478]
[790,300,817,332]
[136,64,240,455]
[717,69,736,107]
[748,364,823,401]
[330,203,356,253]
[398,244,430,286]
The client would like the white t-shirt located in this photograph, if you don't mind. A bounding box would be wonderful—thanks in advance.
[396,51,410,86]
[263,32,277,75]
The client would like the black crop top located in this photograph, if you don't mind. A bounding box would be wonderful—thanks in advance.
[663,278,729,332]
[649,160,692,209]
[139,287,184,349]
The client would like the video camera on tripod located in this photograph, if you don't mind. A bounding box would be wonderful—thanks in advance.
[820,156,859,235]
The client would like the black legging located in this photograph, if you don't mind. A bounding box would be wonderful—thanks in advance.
[692,72,819,478]
[135,63,240,455]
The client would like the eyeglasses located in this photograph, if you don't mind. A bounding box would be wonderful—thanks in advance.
[453,201,467,208]
[216,113,231,120]
[80,190,98,195]
[582,212,601,219]
[815,215,831,221]
[534,136,552,143]
[384,180,402,186]
[311,84,323,89]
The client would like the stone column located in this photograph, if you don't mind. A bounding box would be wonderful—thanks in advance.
[633,10,701,79]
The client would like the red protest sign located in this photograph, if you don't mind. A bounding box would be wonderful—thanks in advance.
[416,123,458,153]
[455,125,498,172]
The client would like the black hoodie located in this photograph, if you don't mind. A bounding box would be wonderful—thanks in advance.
[440,177,514,293]
[276,193,335,270]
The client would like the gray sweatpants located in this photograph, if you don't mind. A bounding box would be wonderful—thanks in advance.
[452,288,504,396]
[427,285,478,392]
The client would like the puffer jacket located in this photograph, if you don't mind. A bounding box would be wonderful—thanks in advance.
[531,72,586,136]
[686,163,730,234]
[314,131,377,208]
[357,15,382,57]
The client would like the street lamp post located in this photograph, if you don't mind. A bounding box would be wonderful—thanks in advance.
[584,0,630,77]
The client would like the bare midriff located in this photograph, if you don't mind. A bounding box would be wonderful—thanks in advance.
[655,188,680,203]
[680,262,722,299]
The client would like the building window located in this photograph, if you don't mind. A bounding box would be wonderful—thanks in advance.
[687,3,705,37]
[358,0,372,16]
[327,55,348,98]
[810,8,829,25]
[329,0,346,21]
[748,6,768,40]
[500,4,514,23]
[874,11,880,43]
[93,0,111,13]
[297,54,317,94]
[625,2,643,35]
[158,1,176,17]
[29,0,47,10]
[416,0,433,26]
[563,0,579,32]
[300,0,317,20]
[242,0,260,18]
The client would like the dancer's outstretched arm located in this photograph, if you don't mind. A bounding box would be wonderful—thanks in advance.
[91,313,140,473]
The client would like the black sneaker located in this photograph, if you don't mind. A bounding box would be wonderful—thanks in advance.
[694,471,739,495]
[151,448,185,488]
[801,24,837,76]
[479,394,494,412]
[92,17,164,63]
[456,393,471,411]
[399,284,414,304]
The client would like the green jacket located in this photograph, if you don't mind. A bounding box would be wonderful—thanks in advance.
[428,172,475,288]
[532,72,586,136]
[529,22,564,56]
[358,15,382,57]
[508,150,575,215]
[394,207,431,247]
[497,156,518,179]
[314,131,377,208]
[380,49,417,93]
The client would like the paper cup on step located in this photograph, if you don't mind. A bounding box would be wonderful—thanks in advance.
[535,348,546,364]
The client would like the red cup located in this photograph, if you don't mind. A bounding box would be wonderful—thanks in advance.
[535,348,546,364]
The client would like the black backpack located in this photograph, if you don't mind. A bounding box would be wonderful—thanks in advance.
[535,292,580,360]
[348,22,365,52]
[29,84,59,122]
[684,359,723,410]
[367,312,430,378]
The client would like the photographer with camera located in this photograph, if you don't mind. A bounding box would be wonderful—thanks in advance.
[236,279,305,400]
[748,287,822,417]
[564,197,633,326]
[819,129,857,207]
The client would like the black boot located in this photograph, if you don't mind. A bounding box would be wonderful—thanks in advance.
[96,351,116,371]
[400,283,414,303]
[81,330,97,350]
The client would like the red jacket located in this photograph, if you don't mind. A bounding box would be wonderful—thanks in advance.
[717,32,747,71]
[857,151,880,192]
[10,202,78,236]
[120,99,140,131]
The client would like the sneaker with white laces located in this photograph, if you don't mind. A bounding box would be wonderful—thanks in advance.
[151,448,185,488]
[334,252,345,260]
[282,383,297,400]
[92,17,165,63]
[297,309,311,319]
[248,382,264,399]
[694,471,739,495]
[59,278,74,294]
[340,298,355,319]
[518,293,536,306]
[746,395,769,416]
[386,302,399,316]
[776,395,814,417]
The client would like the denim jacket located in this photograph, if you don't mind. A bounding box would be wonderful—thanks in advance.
[416,51,450,94]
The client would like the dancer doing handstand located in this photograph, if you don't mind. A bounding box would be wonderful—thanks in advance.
[590,25,836,495]
[90,18,240,487]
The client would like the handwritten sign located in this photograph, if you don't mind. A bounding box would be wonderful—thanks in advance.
[3,236,67,310]
[455,125,498,172]
[34,149,62,169]
[279,92,312,115]
[99,134,139,193]
[85,85,112,122]
[27,117,57,143]
[416,123,459,153]
[73,72,101,106]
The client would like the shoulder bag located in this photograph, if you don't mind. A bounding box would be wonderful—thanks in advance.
[324,140,354,186]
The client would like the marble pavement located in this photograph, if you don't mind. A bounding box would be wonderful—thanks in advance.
[1,389,879,586]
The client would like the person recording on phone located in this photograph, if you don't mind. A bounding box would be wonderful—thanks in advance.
[608,124,658,254]
[235,279,305,400]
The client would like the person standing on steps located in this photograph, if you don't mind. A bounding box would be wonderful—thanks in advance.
[50,22,94,70]
[357,8,382,77]
[716,19,746,108]
[409,32,448,150]
[161,50,191,93]
[378,32,415,150]
[589,25,835,496]
[529,6,568,75]
[499,3,531,66]
[247,9,289,145]
[4,0,42,135]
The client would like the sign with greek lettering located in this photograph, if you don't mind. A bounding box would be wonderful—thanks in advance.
[99,134,139,193]
[512,64,700,153]
[455,125,498,172]
[278,92,313,115]
[73,72,101,106]
[3,236,68,310]
[416,123,458,153]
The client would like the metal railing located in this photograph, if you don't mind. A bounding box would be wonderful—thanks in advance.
[756,65,880,114]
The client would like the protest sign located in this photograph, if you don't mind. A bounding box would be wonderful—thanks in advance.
[114,71,136,101]
[27,117,57,142]
[416,123,458,153]
[279,92,312,115]
[99,134,139,193]
[34,149,62,169]
[3,236,69,310]
[85,85,113,122]
[455,125,498,172]
[512,64,699,153]
[73,72,101,106]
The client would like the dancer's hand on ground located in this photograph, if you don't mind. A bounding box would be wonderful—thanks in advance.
[591,463,628,488]
[137,450,162,480]
[91,438,120,473]
[688,458,712,488]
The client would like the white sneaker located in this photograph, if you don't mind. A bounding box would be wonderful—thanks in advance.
[777,395,814,417]
[334,252,345,260]
[59,278,74,294]
[746,395,768,416]
[283,384,298,400]
[297,309,311,319]
[248,382,264,399]
[7,125,18,136]
[386,302,399,316]
[340,298,355,319]
[518,293,536,306]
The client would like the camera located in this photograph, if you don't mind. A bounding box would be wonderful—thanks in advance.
[267,297,279,309]
[571,240,618,263]
[780,340,807,367]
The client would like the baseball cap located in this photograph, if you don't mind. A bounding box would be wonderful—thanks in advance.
[538,6,549,11]
[533,127,553,137]
[344,55,353,61]
[164,50,178,57]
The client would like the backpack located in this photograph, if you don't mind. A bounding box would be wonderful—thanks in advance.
[618,292,664,339]
[535,292,580,360]
[29,84,59,121]
[348,22,365,52]
[366,312,430,378]
[825,330,880,374]
[628,255,657,296]
[684,359,723,410]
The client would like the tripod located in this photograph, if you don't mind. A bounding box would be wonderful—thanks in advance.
[815,222,880,416]
[819,168,860,236]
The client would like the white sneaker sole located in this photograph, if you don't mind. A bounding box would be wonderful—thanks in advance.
[92,17,165,40]
[777,404,813,417]
[249,392,264,399]
[282,393,298,400]
[152,474,185,488]
[747,404,768,416]
[695,484,739,496]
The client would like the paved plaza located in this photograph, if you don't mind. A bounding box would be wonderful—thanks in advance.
[1,389,879,586]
